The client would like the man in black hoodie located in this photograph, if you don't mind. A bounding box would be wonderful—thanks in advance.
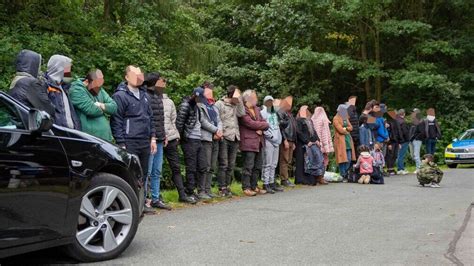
[9,49,55,116]
[111,66,157,186]
[347,96,360,150]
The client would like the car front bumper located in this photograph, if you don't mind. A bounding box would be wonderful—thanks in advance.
[445,152,474,164]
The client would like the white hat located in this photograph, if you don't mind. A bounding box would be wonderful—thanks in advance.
[263,95,274,103]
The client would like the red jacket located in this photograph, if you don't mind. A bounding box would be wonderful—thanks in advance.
[239,105,269,152]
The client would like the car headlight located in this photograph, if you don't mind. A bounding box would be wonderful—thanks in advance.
[445,147,453,153]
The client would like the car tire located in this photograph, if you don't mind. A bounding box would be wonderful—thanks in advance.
[447,163,458,169]
[65,173,139,262]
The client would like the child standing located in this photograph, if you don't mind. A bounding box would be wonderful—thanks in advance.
[372,143,385,174]
[355,145,374,184]
[417,154,443,188]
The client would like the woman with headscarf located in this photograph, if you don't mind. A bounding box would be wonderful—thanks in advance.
[311,106,334,168]
[295,106,326,185]
[333,104,356,181]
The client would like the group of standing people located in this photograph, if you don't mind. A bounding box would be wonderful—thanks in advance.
[8,49,444,212]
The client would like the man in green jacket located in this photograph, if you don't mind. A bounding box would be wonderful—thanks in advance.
[69,69,117,142]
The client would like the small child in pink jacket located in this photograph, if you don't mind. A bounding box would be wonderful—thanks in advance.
[355,145,375,184]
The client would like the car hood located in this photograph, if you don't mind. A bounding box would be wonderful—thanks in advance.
[452,139,474,148]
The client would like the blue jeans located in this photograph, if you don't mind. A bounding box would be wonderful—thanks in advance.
[338,149,352,177]
[425,138,437,155]
[412,140,422,169]
[397,142,409,171]
[147,142,164,202]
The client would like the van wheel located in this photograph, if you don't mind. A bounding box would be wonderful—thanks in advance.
[447,163,458,169]
[65,173,139,262]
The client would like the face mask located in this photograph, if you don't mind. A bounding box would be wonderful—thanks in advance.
[62,77,73,84]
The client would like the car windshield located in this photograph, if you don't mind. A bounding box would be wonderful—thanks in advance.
[459,130,474,140]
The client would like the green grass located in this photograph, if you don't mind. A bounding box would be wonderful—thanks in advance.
[160,178,298,209]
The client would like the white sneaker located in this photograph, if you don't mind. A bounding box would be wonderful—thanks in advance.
[414,170,418,174]
[397,170,408,175]
[430,183,441,188]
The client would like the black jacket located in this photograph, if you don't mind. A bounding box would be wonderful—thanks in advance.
[296,118,319,145]
[347,105,360,143]
[412,119,441,141]
[279,110,297,142]
[387,119,402,144]
[111,82,155,145]
[9,50,55,116]
[397,118,410,144]
[146,88,166,142]
[176,97,198,139]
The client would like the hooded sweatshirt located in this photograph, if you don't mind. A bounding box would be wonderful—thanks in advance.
[355,151,374,174]
[261,105,282,146]
[9,50,55,116]
[46,55,80,129]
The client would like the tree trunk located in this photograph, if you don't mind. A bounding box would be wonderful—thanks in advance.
[358,22,371,99]
[374,28,382,102]
[104,0,112,20]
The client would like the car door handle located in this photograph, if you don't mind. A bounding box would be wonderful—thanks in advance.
[71,160,83,167]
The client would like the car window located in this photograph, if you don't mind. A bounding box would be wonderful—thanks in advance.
[0,97,25,130]
[460,131,474,140]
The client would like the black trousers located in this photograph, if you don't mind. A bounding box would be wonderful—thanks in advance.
[217,139,239,189]
[164,139,186,198]
[241,150,262,190]
[125,140,150,178]
[181,138,202,194]
[386,142,399,172]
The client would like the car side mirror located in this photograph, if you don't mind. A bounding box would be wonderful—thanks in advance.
[28,109,53,133]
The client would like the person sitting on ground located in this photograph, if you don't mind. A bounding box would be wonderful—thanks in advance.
[417,154,443,188]
[354,145,374,184]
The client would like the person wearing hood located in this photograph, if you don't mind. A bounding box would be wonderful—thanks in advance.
[110,66,157,214]
[424,108,442,155]
[311,106,334,168]
[395,109,411,175]
[346,96,360,150]
[385,110,402,175]
[238,90,269,196]
[295,106,326,185]
[176,87,204,200]
[215,85,246,197]
[46,54,81,130]
[9,49,55,117]
[260,95,284,193]
[196,82,223,200]
[69,69,117,142]
[142,72,171,210]
[333,104,356,181]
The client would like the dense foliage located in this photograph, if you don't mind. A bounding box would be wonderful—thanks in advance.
[1,0,473,171]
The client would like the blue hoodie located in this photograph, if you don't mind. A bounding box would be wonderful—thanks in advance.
[111,82,155,145]
[375,117,389,142]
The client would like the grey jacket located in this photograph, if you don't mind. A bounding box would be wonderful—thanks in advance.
[261,106,283,147]
[163,94,180,141]
[197,102,223,142]
[215,97,245,141]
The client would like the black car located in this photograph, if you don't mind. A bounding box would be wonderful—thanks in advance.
[0,92,144,262]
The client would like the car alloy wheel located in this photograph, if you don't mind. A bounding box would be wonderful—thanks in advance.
[76,185,133,254]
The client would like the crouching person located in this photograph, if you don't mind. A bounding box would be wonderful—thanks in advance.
[417,154,443,188]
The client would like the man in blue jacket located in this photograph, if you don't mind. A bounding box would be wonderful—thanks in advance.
[111,66,157,192]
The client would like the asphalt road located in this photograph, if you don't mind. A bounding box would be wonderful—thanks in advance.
[4,168,474,265]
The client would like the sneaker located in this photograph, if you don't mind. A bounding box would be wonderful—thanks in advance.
[281,180,295,187]
[414,169,418,174]
[207,192,218,198]
[179,195,197,204]
[218,189,227,197]
[264,184,275,194]
[143,205,156,214]
[419,183,425,187]
[253,187,267,195]
[430,183,441,188]
[151,200,172,210]
[243,189,257,196]
[197,192,212,200]
[271,183,284,192]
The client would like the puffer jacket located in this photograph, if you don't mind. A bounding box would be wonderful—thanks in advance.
[176,97,198,140]
[198,102,223,142]
[9,50,55,117]
[146,88,166,142]
[215,97,245,141]
[163,94,180,141]
[347,105,360,143]
[110,82,155,145]
[239,105,269,152]
[278,110,297,142]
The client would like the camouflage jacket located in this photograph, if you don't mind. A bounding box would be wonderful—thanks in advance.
[418,161,443,178]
